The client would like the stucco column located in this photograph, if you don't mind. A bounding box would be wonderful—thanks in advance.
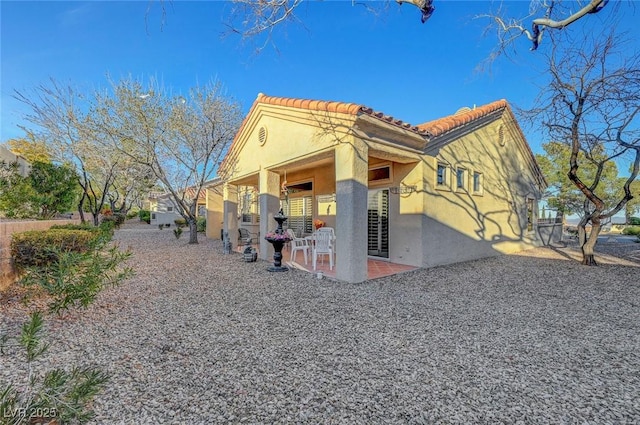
[259,169,281,261]
[335,138,369,283]
[206,185,224,240]
[223,183,238,249]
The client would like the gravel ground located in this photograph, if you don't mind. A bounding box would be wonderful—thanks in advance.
[1,221,639,424]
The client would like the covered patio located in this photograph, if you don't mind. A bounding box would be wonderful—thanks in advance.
[284,246,417,280]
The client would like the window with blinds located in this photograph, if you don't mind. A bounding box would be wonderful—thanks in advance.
[282,196,313,236]
[368,189,389,258]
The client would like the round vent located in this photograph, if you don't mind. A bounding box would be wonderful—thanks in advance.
[258,126,268,146]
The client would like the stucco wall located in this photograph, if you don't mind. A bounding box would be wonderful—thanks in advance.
[0,219,79,291]
[537,223,563,246]
[420,118,543,267]
[0,145,31,177]
[206,186,224,239]
[222,106,355,183]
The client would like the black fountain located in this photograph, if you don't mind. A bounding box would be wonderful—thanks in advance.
[264,208,292,272]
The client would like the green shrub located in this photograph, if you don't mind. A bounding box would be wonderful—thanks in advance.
[100,214,123,230]
[173,227,183,239]
[629,217,640,225]
[197,217,206,233]
[2,216,133,425]
[622,226,640,236]
[126,210,139,219]
[174,218,187,228]
[1,311,111,424]
[19,244,133,314]
[99,216,118,234]
[138,209,150,224]
[113,212,126,226]
[11,229,97,270]
[50,223,101,234]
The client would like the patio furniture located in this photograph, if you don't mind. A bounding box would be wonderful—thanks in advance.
[238,228,259,246]
[312,228,335,270]
[287,229,310,265]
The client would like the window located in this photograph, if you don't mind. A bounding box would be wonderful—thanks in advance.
[368,165,391,183]
[456,168,466,190]
[526,198,535,232]
[437,164,447,186]
[472,171,482,193]
[167,206,173,212]
[239,187,258,223]
[240,192,253,223]
[282,196,313,235]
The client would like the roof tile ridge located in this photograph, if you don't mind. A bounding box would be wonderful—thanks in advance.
[256,94,362,115]
[417,99,508,137]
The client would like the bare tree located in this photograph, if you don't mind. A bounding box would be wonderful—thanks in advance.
[13,80,120,225]
[526,30,640,265]
[480,0,613,56]
[148,0,616,53]
[93,77,242,244]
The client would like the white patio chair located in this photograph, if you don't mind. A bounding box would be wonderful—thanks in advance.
[312,228,335,270]
[287,228,310,265]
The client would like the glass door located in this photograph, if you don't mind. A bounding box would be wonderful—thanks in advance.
[367,189,389,258]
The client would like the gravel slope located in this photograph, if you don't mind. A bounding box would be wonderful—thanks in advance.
[1,222,639,424]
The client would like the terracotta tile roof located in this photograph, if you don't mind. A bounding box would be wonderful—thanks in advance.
[256,93,362,115]
[252,93,430,136]
[417,100,508,138]
[220,94,518,172]
[184,186,206,201]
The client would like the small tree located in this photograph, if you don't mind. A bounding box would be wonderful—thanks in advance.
[0,161,78,219]
[6,134,52,163]
[28,162,80,219]
[536,141,621,217]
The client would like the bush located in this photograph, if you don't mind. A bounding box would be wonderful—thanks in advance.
[19,243,133,314]
[138,209,150,224]
[174,218,187,228]
[114,212,126,226]
[1,312,110,424]
[622,226,640,236]
[100,215,120,232]
[126,210,139,219]
[197,217,206,233]
[11,229,97,270]
[173,227,183,239]
[50,223,101,234]
[629,217,640,225]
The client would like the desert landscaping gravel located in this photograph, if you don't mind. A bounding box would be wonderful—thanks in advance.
[1,221,639,424]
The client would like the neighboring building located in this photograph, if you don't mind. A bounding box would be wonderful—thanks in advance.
[0,145,31,177]
[207,94,560,283]
[146,187,207,226]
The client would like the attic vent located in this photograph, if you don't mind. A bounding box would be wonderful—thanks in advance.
[455,107,472,115]
[258,126,268,146]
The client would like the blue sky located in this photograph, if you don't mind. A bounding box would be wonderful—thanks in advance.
[1,1,638,156]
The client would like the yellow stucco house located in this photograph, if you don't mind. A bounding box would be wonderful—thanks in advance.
[207,94,558,283]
